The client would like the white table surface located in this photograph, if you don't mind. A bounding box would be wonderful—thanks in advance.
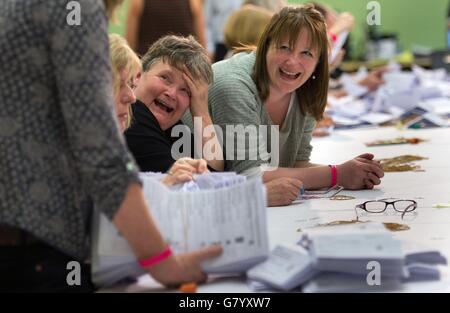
[103,126,450,293]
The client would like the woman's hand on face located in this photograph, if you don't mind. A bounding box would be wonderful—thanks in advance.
[336,153,384,190]
[182,71,209,117]
[161,158,209,186]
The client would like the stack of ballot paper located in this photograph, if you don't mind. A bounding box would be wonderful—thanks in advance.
[91,173,269,287]
[301,272,403,293]
[302,223,405,277]
[247,223,447,292]
[247,243,318,291]
[402,241,448,282]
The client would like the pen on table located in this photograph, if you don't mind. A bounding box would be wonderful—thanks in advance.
[299,184,305,199]
[179,282,197,293]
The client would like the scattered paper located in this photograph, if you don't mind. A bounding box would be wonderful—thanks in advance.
[314,220,410,232]
[359,112,395,125]
[433,203,450,209]
[365,137,425,147]
[330,195,355,200]
[298,185,343,200]
[378,155,428,172]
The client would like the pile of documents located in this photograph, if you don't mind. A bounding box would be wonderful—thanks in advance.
[91,173,269,287]
[247,223,447,292]
[328,64,450,129]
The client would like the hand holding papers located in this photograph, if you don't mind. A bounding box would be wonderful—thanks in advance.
[144,174,269,273]
[91,173,269,287]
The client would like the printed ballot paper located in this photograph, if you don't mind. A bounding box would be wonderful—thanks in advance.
[91,173,269,287]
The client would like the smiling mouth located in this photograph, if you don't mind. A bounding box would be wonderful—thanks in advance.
[155,99,174,113]
[279,68,301,79]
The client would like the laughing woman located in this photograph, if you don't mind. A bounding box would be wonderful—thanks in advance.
[109,33,206,184]
[125,35,224,173]
[208,5,384,206]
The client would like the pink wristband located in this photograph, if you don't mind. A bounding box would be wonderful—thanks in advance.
[138,247,172,268]
[328,31,337,43]
[329,165,337,187]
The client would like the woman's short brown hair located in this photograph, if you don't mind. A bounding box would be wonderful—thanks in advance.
[141,35,213,85]
[254,4,329,120]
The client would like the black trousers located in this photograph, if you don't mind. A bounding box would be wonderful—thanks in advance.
[0,241,95,293]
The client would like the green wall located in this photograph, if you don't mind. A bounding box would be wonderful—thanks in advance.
[109,0,449,59]
[108,0,129,36]
[289,0,449,59]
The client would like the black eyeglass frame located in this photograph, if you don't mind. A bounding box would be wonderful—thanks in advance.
[355,199,417,219]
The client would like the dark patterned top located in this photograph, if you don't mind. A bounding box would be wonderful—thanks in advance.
[0,0,140,260]
[125,100,193,173]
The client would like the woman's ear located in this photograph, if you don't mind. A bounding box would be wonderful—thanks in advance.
[136,72,142,82]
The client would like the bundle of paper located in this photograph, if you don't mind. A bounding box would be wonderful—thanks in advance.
[365,137,425,147]
[173,172,247,191]
[247,223,406,291]
[401,241,448,282]
[247,223,448,292]
[303,223,405,277]
[247,244,319,291]
[378,155,428,172]
[91,173,269,287]
[302,272,403,293]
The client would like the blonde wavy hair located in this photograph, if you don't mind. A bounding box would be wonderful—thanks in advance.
[224,4,273,51]
[109,34,142,129]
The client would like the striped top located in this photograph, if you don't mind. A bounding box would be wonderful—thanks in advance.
[207,52,316,176]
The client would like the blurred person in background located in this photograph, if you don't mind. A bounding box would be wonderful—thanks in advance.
[126,0,207,56]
